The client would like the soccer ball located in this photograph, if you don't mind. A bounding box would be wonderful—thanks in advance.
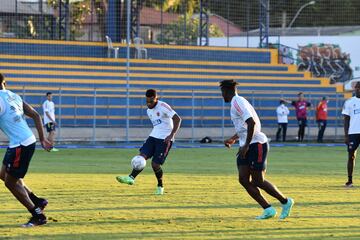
[131,155,146,170]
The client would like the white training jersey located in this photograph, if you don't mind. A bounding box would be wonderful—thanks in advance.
[342,96,360,134]
[147,100,177,140]
[276,104,290,123]
[230,94,268,147]
[42,100,55,125]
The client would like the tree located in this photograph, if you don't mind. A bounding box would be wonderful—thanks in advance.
[158,16,223,45]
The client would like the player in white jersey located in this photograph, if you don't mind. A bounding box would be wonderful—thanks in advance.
[342,81,360,187]
[0,74,52,227]
[42,92,58,152]
[220,79,294,220]
[116,89,181,195]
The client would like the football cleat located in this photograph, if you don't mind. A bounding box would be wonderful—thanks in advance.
[255,206,277,220]
[116,176,134,185]
[345,181,353,188]
[37,198,48,211]
[279,198,294,220]
[155,186,164,195]
[22,214,47,228]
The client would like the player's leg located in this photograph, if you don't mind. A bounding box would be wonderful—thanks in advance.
[297,120,302,142]
[2,144,46,227]
[345,134,360,187]
[238,164,276,219]
[319,120,326,142]
[48,124,59,151]
[317,120,322,142]
[249,142,294,219]
[152,139,172,195]
[116,137,155,185]
[276,124,282,142]
[21,180,48,210]
[283,123,287,142]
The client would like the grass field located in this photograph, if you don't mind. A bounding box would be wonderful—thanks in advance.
[1,145,360,240]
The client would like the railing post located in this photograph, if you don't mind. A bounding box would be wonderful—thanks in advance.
[92,88,97,144]
[191,90,195,143]
[222,97,225,142]
[58,87,62,142]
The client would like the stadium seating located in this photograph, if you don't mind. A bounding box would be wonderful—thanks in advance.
[0,38,345,128]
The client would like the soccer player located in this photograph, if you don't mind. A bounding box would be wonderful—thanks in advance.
[220,79,294,220]
[0,74,52,227]
[284,93,311,142]
[276,100,290,142]
[43,92,59,152]
[316,96,328,143]
[116,89,181,195]
[342,81,360,187]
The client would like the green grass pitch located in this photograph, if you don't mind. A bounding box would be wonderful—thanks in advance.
[1,146,360,239]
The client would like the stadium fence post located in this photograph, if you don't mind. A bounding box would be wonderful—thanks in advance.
[221,96,225,142]
[335,93,339,141]
[308,92,313,141]
[92,88,97,144]
[191,90,195,143]
[58,87,62,143]
[125,0,131,143]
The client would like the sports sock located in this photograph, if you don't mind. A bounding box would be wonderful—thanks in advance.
[348,176,353,183]
[29,192,40,205]
[29,207,43,217]
[263,204,271,209]
[130,169,143,179]
[154,168,163,187]
[280,198,288,204]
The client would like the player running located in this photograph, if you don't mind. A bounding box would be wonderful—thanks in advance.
[116,89,181,195]
[220,79,294,220]
[342,81,360,187]
[0,74,52,227]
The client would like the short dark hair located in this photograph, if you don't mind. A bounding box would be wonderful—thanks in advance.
[219,79,238,89]
[322,96,327,101]
[280,100,285,104]
[298,92,303,96]
[46,92,52,96]
[145,89,157,98]
[0,73,4,84]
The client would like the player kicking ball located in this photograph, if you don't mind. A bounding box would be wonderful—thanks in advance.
[116,89,181,195]
[220,79,294,220]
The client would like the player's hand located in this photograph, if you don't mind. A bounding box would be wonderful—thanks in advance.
[238,144,249,159]
[345,135,349,145]
[41,139,53,152]
[224,138,236,148]
[164,134,173,144]
[53,121,57,126]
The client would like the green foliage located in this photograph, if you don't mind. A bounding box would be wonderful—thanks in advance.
[158,16,224,45]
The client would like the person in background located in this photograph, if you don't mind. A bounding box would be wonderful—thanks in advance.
[316,96,328,143]
[42,92,59,152]
[276,100,290,142]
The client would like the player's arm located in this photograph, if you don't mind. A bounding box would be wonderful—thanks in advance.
[164,113,181,144]
[224,134,239,148]
[344,115,350,145]
[238,117,255,159]
[23,101,52,151]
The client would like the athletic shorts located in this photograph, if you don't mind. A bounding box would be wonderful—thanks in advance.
[45,122,55,133]
[140,136,172,165]
[347,134,360,153]
[3,143,36,179]
[297,118,307,127]
[237,142,268,171]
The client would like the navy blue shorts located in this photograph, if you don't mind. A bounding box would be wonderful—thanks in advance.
[3,143,36,179]
[140,136,173,165]
[45,122,55,133]
[348,134,360,153]
[297,118,307,127]
[237,142,268,171]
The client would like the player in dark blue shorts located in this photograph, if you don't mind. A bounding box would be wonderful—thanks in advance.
[0,74,52,227]
[342,81,360,187]
[221,79,294,220]
[117,89,181,195]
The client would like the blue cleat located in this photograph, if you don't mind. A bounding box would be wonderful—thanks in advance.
[255,206,277,220]
[279,197,294,220]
